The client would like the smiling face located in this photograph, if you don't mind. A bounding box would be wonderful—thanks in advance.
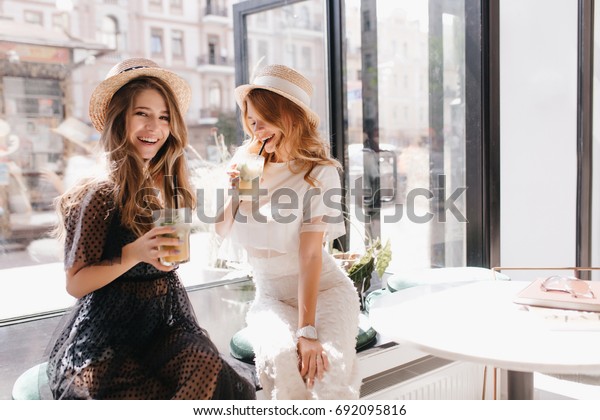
[126,88,170,161]
[246,100,291,160]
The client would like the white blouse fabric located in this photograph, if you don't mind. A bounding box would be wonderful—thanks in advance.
[227,157,345,258]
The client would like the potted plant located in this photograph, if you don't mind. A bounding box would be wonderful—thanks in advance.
[333,238,392,310]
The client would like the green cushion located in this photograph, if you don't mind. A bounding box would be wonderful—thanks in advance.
[229,327,256,364]
[230,315,378,363]
[356,313,377,351]
[12,362,48,400]
[387,266,511,293]
[363,288,391,314]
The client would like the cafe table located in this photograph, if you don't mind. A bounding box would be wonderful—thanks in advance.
[368,280,600,399]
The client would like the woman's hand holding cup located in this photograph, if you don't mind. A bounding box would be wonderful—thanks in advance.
[226,163,240,190]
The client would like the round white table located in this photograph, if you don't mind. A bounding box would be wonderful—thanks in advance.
[368,280,600,399]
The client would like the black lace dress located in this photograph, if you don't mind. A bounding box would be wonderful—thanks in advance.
[45,182,256,400]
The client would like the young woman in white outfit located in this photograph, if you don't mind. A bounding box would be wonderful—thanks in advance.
[216,64,361,400]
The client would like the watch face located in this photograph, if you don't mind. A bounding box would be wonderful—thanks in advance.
[297,326,318,340]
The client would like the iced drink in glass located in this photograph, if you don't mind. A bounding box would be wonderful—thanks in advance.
[154,207,191,266]
[237,154,265,199]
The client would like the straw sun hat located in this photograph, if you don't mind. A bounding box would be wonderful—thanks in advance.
[88,57,191,132]
[234,64,320,127]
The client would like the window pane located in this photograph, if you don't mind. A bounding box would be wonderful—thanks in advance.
[344,0,467,271]
[170,0,183,14]
[24,10,43,25]
[172,29,184,57]
[101,16,118,50]
[151,28,163,55]
[243,0,328,138]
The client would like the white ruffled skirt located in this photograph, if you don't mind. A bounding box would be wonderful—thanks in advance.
[246,249,361,400]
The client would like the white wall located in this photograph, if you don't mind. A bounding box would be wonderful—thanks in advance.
[500,0,578,281]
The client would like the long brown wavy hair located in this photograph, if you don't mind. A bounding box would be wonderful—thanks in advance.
[241,88,340,186]
[57,76,195,239]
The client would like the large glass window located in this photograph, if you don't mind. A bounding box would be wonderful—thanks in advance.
[344,0,467,272]
[0,0,484,328]
[233,0,473,280]
[1,76,66,321]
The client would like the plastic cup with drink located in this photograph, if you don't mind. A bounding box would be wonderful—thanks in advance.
[237,153,265,199]
[154,207,191,267]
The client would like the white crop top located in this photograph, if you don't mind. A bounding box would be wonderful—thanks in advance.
[226,156,345,258]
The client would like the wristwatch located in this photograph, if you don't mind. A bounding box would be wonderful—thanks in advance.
[296,325,318,340]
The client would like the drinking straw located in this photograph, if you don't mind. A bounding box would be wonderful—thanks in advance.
[163,175,169,207]
[172,174,179,209]
[163,174,179,209]
[258,138,269,156]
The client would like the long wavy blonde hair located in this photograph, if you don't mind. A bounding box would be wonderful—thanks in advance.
[57,76,195,239]
[241,89,340,186]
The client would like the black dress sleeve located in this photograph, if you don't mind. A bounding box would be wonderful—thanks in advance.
[63,182,117,269]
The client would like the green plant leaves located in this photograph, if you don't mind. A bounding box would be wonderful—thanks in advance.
[344,237,392,310]
[375,239,392,278]
[347,253,375,293]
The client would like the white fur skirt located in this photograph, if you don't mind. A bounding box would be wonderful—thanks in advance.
[246,249,361,400]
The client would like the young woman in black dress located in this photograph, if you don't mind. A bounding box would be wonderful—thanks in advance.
[46,58,255,400]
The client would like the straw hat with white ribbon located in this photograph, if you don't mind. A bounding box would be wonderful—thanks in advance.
[88,57,191,132]
[234,64,320,127]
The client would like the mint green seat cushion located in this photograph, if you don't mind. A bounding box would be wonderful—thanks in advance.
[363,288,391,314]
[230,313,378,363]
[387,267,510,293]
[229,326,256,364]
[356,312,377,351]
[12,362,48,400]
